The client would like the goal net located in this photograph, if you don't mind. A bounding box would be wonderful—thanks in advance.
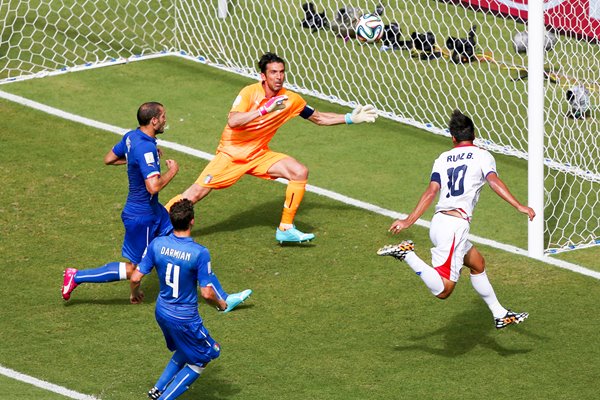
[0,0,175,81]
[1,0,598,254]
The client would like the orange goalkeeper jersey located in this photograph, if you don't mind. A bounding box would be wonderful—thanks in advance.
[217,82,307,161]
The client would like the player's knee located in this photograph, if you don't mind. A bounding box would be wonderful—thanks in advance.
[471,265,485,275]
[436,291,451,300]
[467,260,485,275]
[185,187,202,203]
[464,247,485,273]
[290,164,309,180]
[185,184,210,203]
[435,287,454,300]
[125,262,136,278]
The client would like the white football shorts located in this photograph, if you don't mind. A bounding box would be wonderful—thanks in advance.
[429,212,473,282]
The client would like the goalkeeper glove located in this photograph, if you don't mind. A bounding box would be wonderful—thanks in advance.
[345,104,378,124]
[259,95,288,116]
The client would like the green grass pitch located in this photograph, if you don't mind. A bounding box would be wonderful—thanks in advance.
[1,57,599,399]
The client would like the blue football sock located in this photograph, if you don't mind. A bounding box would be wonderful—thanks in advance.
[207,273,228,300]
[155,351,186,392]
[159,365,202,400]
[74,262,125,284]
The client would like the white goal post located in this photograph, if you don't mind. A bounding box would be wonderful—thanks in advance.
[527,0,545,259]
[1,0,598,255]
[218,0,228,19]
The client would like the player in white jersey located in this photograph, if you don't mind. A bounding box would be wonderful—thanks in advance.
[378,110,536,329]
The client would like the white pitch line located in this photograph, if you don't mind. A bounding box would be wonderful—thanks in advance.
[302,184,600,279]
[1,89,598,283]
[0,365,100,400]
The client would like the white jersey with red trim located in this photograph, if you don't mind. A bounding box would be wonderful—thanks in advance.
[430,144,496,219]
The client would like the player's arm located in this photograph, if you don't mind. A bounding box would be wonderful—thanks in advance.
[104,149,126,165]
[486,173,536,221]
[308,105,378,126]
[145,159,179,195]
[130,269,146,304]
[131,242,156,304]
[389,181,440,233]
[200,286,227,311]
[227,111,260,128]
[197,250,227,311]
[228,94,289,128]
[307,110,346,125]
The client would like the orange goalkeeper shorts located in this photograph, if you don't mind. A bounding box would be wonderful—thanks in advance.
[195,150,288,189]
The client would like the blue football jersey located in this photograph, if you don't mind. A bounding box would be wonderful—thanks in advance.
[138,233,213,321]
[112,129,161,215]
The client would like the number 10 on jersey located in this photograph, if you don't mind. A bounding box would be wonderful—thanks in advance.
[446,165,467,197]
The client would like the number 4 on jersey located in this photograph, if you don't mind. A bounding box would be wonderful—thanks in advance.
[166,263,180,298]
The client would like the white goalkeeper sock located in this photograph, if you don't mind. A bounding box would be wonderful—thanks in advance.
[405,252,444,296]
[470,270,508,318]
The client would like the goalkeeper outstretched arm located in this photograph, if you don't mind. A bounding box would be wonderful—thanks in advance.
[308,104,378,126]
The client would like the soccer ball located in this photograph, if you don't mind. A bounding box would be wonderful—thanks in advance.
[513,30,558,53]
[355,14,384,43]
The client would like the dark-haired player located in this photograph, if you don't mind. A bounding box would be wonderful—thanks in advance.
[166,52,378,243]
[131,199,251,400]
[62,102,179,301]
[378,110,535,329]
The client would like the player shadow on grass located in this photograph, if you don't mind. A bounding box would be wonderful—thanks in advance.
[184,365,241,399]
[393,303,537,357]
[193,198,355,240]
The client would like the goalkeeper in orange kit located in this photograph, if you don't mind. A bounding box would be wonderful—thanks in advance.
[166,52,378,243]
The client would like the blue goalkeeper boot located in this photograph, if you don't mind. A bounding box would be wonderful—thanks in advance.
[223,289,253,313]
[275,226,315,244]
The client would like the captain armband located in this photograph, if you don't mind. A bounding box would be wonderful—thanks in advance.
[299,105,315,119]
